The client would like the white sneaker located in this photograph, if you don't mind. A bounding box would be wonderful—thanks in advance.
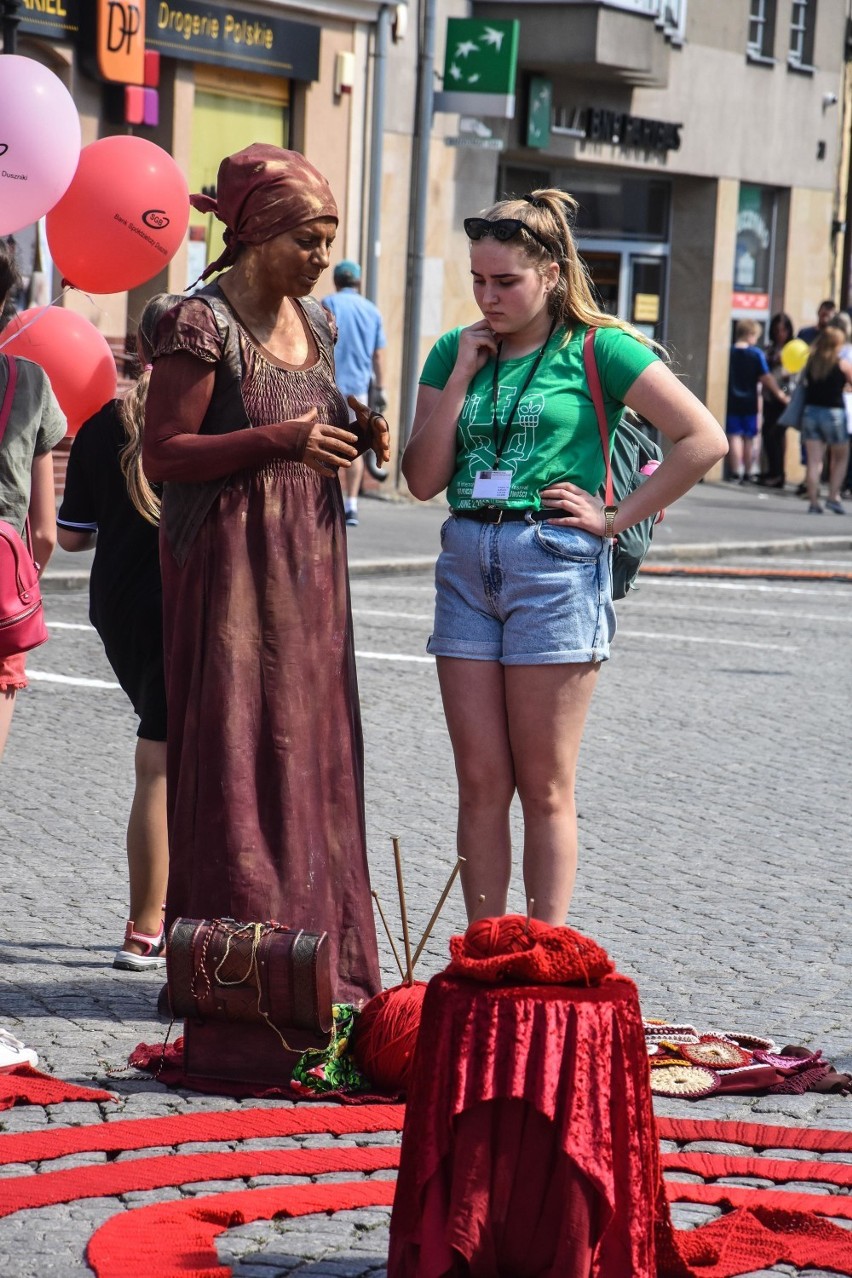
[0,1027,38,1069]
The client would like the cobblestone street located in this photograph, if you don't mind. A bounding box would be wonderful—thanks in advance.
[1,504,851,1275]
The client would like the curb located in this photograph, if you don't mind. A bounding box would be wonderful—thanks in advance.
[39,536,852,592]
[646,534,852,562]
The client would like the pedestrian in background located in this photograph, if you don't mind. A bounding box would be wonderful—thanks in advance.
[57,294,179,972]
[761,311,796,488]
[800,325,852,514]
[403,187,727,925]
[0,240,66,763]
[797,299,837,346]
[725,319,788,484]
[322,260,387,527]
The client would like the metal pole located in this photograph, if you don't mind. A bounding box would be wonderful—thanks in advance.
[1,0,21,54]
[365,6,391,303]
[397,0,436,478]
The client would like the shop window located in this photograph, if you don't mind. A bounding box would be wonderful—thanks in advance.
[747,0,776,63]
[502,168,670,241]
[788,0,817,71]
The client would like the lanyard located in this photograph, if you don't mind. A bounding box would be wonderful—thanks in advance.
[490,317,557,466]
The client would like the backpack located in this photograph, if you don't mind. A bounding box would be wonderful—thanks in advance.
[583,328,664,600]
[0,356,48,659]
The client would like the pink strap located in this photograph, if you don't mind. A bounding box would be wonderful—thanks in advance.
[0,355,17,446]
[582,328,613,508]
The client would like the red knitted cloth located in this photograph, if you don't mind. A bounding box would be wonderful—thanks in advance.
[0,1063,115,1110]
[446,915,615,984]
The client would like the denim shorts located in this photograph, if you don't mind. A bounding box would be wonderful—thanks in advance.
[801,406,848,446]
[426,513,616,665]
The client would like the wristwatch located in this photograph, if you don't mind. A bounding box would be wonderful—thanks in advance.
[603,505,619,538]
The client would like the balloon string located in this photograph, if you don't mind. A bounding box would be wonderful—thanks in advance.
[0,285,75,352]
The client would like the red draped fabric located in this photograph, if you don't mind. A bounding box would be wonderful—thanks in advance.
[387,973,660,1278]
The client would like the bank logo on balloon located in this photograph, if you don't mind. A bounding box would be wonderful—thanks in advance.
[142,209,171,230]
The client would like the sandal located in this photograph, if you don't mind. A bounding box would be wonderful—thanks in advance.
[113,920,167,971]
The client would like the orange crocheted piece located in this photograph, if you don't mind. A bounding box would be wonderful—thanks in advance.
[446,916,616,985]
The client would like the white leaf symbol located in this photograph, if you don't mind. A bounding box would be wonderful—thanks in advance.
[481,27,505,51]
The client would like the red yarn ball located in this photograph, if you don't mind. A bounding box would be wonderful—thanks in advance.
[352,981,428,1094]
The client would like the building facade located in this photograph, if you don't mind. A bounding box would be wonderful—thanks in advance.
[5,0,851,481]
[401,0,851,468]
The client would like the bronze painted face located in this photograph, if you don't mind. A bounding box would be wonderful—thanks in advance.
[254,218,337,297]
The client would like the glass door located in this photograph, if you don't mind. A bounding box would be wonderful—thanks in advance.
[579,240,668,340]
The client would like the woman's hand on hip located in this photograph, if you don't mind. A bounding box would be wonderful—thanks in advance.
[347,396,391,467]
[298,409,359,477]
[538,482,607,536]
[454,320,499,380]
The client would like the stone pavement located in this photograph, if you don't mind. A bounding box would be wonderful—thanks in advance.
[1,486,851,1276]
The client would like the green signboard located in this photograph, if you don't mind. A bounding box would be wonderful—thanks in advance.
[526,76,551,149]
[435,18,520,119]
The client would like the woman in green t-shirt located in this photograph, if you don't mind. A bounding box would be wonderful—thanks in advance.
[402,187,727,927]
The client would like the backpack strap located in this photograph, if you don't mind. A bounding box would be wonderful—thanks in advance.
[582,328,614,509]
[0,356,18,447]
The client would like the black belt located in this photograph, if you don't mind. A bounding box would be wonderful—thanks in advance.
[453,507,564,524]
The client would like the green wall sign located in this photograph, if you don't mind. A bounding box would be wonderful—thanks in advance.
[435,18,520,119]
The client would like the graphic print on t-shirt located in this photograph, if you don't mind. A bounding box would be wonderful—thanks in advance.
[459,382,546,478]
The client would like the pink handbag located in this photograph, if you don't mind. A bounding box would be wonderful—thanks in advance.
[0,356,48,659]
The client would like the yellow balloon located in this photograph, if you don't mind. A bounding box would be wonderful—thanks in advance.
[780,338,809,374]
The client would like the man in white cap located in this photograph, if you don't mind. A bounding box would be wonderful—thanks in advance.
[323,260,387,526]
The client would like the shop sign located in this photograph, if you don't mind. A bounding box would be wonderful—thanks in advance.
[146,1,320,80]
[731,292,770,311]
[96,0,146,84]
[434,18,520,119]
[584,108,681,153]
[19,0,80,40]
[526,76,551,150]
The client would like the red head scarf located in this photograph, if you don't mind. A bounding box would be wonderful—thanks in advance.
[189,144,338,281]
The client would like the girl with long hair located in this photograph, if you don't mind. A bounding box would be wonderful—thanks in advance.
[800,325,852,514]
[57,294,181,969]
[403,187,727,924]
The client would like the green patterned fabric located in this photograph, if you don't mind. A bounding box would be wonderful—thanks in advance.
[290,1004,371,1095]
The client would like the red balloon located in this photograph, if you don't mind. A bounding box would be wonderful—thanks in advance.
[46,136,189,293]
[1,307,117,436]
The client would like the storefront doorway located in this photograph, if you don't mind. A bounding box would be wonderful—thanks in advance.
[581,242,668,341]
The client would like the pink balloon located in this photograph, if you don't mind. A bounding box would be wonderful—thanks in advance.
[0,307,117,436]
[46,136,190,293]
[0,55,82,236]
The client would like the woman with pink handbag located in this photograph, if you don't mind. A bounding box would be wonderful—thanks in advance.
[0,240,67,763]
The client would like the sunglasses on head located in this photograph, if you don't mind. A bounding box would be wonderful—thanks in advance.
[463,217,554,254]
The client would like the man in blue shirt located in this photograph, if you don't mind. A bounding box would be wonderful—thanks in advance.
[726,319,789,482]
[797,299,836,346]
[323,261,387,527]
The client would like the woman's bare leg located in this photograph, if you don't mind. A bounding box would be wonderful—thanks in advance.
[828,442,850,504]
[123,737,169,950]
[805,439,826,505]
[505,662,600,924]
[0,690,15,764]
[436,657,515,920]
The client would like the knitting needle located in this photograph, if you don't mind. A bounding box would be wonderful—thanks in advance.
[371,891,406,982]
[391,836,415,985]
[411,856,465,973]
[525,898,535,933]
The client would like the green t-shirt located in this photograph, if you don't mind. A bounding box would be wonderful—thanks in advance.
[419,323,659,510]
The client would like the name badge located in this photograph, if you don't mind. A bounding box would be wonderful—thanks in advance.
[472,469,513,500]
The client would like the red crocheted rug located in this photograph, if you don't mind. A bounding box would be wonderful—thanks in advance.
[0,1063,115,1110]
[4,1059,852,1277]
[2,1090,852,1277]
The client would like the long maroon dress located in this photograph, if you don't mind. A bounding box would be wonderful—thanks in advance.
[155,293,381,1005]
